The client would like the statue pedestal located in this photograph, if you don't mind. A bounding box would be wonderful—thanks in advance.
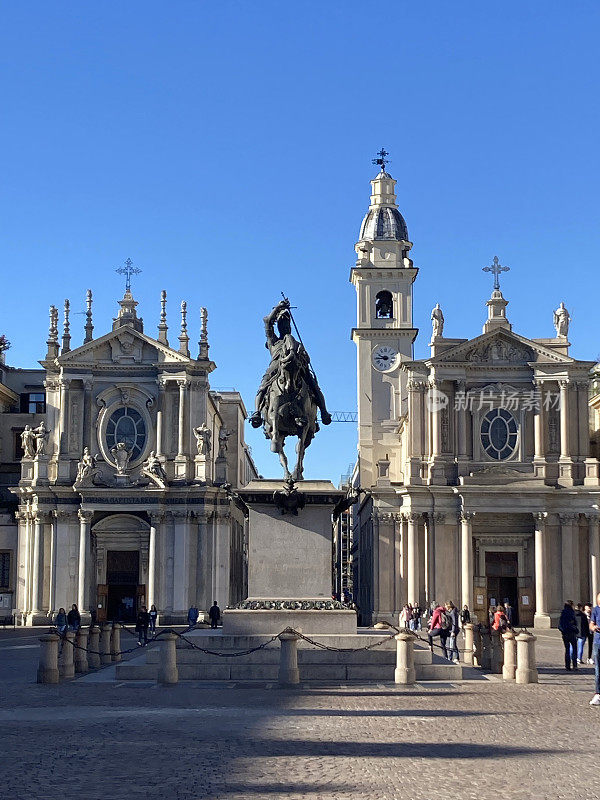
[223,479,356,635]
[214,456,227,485]
[32,456,49,487]
[194,455,211,483]
[173,456,189,481]
[20,458,34,484]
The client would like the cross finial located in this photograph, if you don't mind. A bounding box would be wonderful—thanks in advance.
[115,257,142,293]
[482,255,510,292]
[372,148,390,173]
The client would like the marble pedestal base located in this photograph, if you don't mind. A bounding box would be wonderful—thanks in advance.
[223,608,357,635]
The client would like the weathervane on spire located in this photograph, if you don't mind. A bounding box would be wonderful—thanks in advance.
[115,258,142,293]
[482,255,510,292]
[372,148,390,172]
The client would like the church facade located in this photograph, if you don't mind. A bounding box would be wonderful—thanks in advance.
[351,165,600,628]
[2,279,256,625]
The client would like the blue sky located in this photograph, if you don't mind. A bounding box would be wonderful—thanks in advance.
[1,2,599,481]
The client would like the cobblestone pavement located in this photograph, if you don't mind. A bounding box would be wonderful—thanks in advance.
[1,629,598,800]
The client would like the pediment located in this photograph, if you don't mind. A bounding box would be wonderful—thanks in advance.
[431,329,575,366]
[57,325,193,367]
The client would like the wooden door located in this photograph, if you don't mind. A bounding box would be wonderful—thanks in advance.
[97,584,108,622]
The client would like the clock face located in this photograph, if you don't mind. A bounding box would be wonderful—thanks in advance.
[372,344,399,372]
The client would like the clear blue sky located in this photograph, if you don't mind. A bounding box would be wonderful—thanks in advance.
[1,2,599,481]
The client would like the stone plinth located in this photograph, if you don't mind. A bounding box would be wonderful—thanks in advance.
[223,479,356,635]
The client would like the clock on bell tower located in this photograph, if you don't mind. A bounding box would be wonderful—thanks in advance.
[350,155,419,488]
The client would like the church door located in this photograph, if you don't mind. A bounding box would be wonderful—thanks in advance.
[485,552,519,626]
[106,551,140,622]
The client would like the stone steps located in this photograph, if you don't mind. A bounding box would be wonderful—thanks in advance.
[115,632,463,682]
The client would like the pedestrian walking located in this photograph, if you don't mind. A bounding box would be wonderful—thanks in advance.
[54,607,68,634]
[67,604,81,632]
[149,604,158,637]
[487,604,496,627]
[574,603,590,664]
[208,601,221,629]
[504,600,514,627]
[492,604,509,632]
[136,605,150,646]
[558,601,578,671]
[585,604,594,664]
[187,605,199,628]
[428,602,451,655]
[445,601,460,663]
[399,604,411,630]
[589,593,600,706]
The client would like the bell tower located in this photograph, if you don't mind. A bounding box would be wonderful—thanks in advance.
[350,153,418,487]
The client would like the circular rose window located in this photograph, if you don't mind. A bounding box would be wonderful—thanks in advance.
[480,408,518,460]
[105,407,147,462]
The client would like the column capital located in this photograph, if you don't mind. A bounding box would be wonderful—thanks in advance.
[149,511,166,525]
[533,511,548,523]
[585,512,600,524]
[559,512,579,524]
[177,379,188,389]
[432,512,446,523]
[559,379,573,390]
[34,512,52,524]
[53,509,75,520]
[78,509,93,523]
[459,511,475,523]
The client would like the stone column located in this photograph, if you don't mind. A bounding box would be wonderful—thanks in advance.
[429,379,442,459]
[559,380,574,482]
[88,625,100,669]
[456,380,468,470]
[74,628,89,674]
[502,630,516,681]
[462,623,474,666]
[58,631,75,679]
[405,380,423,484]
[30,515,45,616]
[158,632,179,684]
[460,512,475,611]
[515,631,538,684]
[406,513,420,606]
[37,633,60,684]
[533,512,550,627]
[177,380,187,457]
[100,624,112,665]
[148,513,161,610]
[77,510,92,612]
[577,380,590,459]
[49,512,58,616]
[82,379,93,450]
[589,513,600,605]
[533,379,546,468]
[155,380,165,457]
[560,513,579,601]
[58,378,71,455]
[172,511,192,613]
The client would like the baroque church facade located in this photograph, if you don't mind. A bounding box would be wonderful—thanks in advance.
[0,279,256,625]
[351,165,600,628]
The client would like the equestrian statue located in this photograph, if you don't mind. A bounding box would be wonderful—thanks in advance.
[249,297,331,481]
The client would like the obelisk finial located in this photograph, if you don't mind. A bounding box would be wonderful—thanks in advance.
[62,299,71,353]
[178,300,190,357]
[198,307,209,360]
[158,289,169,345]
[84,289,94,343]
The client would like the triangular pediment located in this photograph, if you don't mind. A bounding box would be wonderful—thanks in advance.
[56,325,193,367]
[430,328,575,365]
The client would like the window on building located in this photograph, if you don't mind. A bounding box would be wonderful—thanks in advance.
[105,406,147,462]
[13,429,24,460]
[481,408,518,460]
[0,552,11,590]
[375,290,393,319]
[20,392,46,414]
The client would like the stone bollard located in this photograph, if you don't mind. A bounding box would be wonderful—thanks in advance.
[158,632,179,685]
[473,625,483,667]
[88,625,101,669]
[502,629,517,681]
[111,623,122,663]
[515,631,538,685]
[480,628,492,670]
[100,624,112,666]
[74,628,89,674]
[37,633,60,684]
[462,623,474,666]
[278,630,300,686]
[490,629,504,674]
[58,631,75,679]
[394,631,416,685]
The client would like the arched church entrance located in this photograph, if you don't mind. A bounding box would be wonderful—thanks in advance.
[92,514,149,623]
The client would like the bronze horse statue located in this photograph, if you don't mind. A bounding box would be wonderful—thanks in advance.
[250,298,331,481]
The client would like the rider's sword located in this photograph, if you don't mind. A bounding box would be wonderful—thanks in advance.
[280,292,319,383]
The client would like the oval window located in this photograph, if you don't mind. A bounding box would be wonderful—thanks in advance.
[105,406,147,462]
[480,408,518,460]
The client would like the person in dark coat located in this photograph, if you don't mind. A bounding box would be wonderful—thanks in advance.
[67,604,81,632]
[575,603,590,664]
[187,605,199,628]
[208,601,221,629]
[558,601,578,670]
[504,601,514,626]
[54,607,68,634]
[136,605,150,646]
[460,605,471,627]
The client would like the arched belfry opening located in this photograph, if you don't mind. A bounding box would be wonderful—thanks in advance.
[375,290,393,319]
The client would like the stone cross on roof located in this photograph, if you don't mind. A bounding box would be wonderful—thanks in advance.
[115,258,142,294]
[482,255,510,292]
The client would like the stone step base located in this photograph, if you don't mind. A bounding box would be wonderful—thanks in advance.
[143,647,434,666]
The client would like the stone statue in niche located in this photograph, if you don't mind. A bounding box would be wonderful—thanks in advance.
[33,421,50,456]
[193,424,212,456]
[142,451,168,488]
[218,427,231,458]
[553,302,570,338]
[21,425,36,459]
[111,441,132,475]
[431,303,444,338]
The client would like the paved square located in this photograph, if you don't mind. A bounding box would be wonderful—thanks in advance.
[1,629,598,800]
